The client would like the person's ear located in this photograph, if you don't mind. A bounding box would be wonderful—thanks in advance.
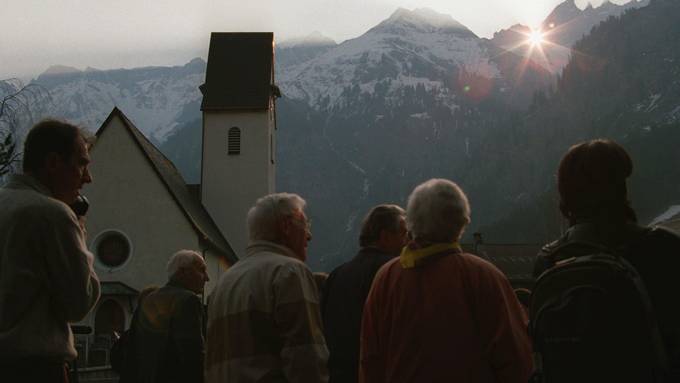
[44,152,62,173]
[280,217,291,235]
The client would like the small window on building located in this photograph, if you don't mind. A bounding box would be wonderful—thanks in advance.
[228,127,241,155]
[93,230,132,270]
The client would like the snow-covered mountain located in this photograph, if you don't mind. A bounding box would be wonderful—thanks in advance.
[23,7,549,144]
[30,58,206,143]
[279,8,502,111]
[490,0,650,72]
[276,31,338,70]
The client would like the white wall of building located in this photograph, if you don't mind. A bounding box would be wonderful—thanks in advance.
[84,114,226,295]
[85,115,201,291]
[201,110,275,258]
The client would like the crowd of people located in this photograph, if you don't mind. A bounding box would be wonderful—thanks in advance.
[1,119,678,383]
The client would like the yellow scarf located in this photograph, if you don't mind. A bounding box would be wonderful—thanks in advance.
[399,242,462,269]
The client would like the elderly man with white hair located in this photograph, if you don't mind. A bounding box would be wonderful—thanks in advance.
[359,179,532,383]
[126,249,209,383]
[206,193,328,383]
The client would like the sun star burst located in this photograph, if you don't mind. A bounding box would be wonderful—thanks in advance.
[528,29,545,47]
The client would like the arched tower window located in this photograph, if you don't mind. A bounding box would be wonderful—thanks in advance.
[228,127,241,155]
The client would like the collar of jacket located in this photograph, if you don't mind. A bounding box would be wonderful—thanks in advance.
[246,240,298,259]
[5,173,52,197]
[358,246,397,257]
[399,241,461,269]
[166,279,196,293]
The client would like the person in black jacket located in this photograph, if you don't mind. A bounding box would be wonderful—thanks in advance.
[321,204,408,383]
[129,250,209,383]
[532,139,680,379]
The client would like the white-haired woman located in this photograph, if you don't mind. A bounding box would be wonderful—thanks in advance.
[359,179,532,383]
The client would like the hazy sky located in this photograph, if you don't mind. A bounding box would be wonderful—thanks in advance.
[2,0,635,79]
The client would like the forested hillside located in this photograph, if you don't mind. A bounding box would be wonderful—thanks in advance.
[480,0,680,242]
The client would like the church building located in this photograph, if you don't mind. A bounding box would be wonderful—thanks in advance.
[76,32,278,368]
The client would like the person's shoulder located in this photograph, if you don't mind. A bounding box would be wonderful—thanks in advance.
[362,248,395,269]
[158,285,201,308]
[240,249,300,272]
[372,256,401,280]
[333,249,393,278]
[266,254,313,281]
[15,192,75,225]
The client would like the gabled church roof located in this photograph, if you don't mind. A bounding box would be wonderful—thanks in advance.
[201,32,275,111]
[96,107,238,264]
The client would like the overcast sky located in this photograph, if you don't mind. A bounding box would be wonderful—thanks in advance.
[1,0,635,79]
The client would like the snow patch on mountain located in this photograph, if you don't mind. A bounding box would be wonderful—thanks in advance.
[36,69,203,142]
[375,7,475,36]
[279,8,497,111]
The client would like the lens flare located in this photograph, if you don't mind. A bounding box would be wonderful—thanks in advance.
[527,29,544,47]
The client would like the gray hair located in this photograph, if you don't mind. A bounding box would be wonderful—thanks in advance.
[167,249,203,279]
[359,204,406,247]
[407,179,471,243]
[247,193,307,242]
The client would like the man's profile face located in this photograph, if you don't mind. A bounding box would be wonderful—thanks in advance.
[282,209,312,262]
[47,135,92,205]
[181,258,210,294]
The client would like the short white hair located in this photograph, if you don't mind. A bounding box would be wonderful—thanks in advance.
[247,193,307,242]
[407,178,471,243]
[167,249,203,279]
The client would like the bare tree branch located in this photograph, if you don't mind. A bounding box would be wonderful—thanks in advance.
[0,79,52,179]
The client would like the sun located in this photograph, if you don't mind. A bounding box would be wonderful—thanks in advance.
[527,28,545,47]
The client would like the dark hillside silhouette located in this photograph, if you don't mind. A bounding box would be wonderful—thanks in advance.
[480,0,680,242]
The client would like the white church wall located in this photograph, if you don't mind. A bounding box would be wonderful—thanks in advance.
[201,110,275,258]
[84,115,203,293]
[203,247,229,297]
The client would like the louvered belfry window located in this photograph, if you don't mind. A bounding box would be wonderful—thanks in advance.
[228,127,241,155]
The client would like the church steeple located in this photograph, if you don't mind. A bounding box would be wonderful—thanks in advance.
[200,32,278,258]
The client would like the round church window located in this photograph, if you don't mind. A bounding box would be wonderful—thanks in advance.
[93,230,132,269]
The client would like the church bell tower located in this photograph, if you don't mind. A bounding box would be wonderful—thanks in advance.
[200,32,278,258]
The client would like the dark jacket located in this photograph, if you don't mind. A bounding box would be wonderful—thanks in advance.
[533,222,680,379]
[131,281,205,383]
[321,247,396,383]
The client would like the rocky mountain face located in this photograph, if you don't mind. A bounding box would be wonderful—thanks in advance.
[6,0,673,271]
[28,58,206,144]
[276,31,338,70]
[163,0,680,269]
[490,0,650,73]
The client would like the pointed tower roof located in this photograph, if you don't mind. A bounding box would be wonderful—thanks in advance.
[201,32,276,111]
[95,107,238,264]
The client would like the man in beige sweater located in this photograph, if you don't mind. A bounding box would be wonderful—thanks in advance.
[0,119,100,382]
[206,193,328,383]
